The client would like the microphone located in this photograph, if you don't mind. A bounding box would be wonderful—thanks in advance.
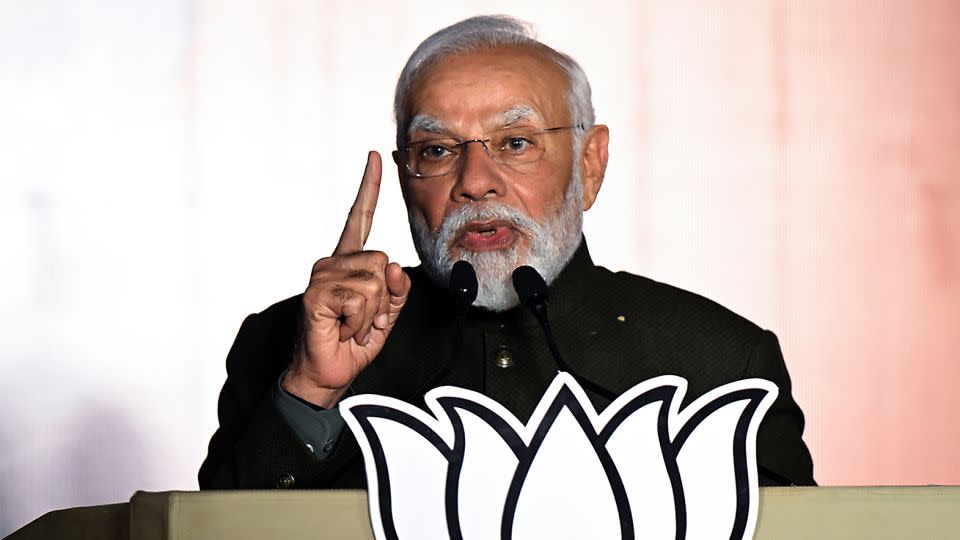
[511,265,550,319]
[450,260,479,317]
[421,260,478,393]
[511,266,618,402]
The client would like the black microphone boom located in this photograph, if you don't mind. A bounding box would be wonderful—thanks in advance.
[420,260,479,394]
[511,265,618,402]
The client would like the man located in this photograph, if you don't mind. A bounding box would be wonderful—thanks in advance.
[199,15,815,490]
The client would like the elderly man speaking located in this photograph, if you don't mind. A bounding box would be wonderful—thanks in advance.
[199,15,815,490]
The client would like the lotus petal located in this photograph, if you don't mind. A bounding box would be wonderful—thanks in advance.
[672,382,777,540]
[508,387,627,540]
[602,386,678,540]
[341,373,778,540]
[439,399,522,540]
[344,402,453,540]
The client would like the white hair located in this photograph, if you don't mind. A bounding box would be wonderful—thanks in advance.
[409,171,585,311]
[399,16,593,310]
[393,15,595,150]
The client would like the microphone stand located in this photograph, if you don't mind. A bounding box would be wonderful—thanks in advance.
[420,260,478,394]
[512,266,618,402]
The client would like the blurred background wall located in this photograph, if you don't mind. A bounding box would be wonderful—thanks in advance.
[1,0,958,534]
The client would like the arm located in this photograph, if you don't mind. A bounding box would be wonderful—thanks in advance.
[274,372,347,459]
[199,152,409,489]
[198,309,357,489]
[747,330,816,486]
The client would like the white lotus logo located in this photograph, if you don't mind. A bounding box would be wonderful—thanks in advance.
[340,373,777,540]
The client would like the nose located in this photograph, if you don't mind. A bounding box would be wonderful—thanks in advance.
[452,140,506,203]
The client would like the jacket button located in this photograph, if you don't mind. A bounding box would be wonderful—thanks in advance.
[494,346,514,368]
[276,473,296,489]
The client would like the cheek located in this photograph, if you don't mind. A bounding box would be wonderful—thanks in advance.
[512,165,571,220]
[407,182,452,230]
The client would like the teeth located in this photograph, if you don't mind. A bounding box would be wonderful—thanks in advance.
[479,229,496,236]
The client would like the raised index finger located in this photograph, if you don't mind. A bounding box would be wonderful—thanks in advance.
[334,151,382,255]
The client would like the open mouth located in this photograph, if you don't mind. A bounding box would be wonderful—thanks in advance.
[456,220,518,251]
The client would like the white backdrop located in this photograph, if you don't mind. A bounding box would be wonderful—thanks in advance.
[3,1,959,535]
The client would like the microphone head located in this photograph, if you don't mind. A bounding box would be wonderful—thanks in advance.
[449,260,478,312]
[511,265,549,307]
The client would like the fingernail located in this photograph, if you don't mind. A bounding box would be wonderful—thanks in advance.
[375,314,389,328]
[363,332,372,346]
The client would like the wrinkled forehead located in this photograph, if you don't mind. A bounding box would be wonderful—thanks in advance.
[403,45,570,135]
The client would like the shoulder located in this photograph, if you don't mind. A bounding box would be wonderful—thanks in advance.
[584,265,768,367]
[594,265,762,332]
[235,294,303,346]
[224,295,303,376]
[253,294,303,323]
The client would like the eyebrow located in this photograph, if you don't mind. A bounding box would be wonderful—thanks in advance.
[500,105,541,127]
[407,114,449,138]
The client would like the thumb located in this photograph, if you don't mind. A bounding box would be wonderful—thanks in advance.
[384,262,411,323]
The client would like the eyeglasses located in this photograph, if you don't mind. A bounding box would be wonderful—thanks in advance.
[392,125,579,178]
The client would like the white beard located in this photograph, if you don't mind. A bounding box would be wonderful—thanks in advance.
[409,174,584,312]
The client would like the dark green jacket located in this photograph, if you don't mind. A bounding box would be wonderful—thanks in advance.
[199,241,815,489]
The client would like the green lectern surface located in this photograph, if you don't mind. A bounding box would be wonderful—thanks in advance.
[9,486,960,539]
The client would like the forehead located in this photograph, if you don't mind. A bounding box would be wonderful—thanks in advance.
[407,45,570,130]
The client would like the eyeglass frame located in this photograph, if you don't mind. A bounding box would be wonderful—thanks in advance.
[391,124,583,178]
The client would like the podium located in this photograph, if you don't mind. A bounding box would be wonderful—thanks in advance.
[9,487,960,539]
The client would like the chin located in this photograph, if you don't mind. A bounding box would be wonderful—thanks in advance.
[408,176,585,313]
[457,244,525,312]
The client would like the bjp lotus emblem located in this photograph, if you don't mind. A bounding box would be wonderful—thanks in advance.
[340,373,777,540]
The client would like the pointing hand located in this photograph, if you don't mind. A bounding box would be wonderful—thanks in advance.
[282,151,412,408]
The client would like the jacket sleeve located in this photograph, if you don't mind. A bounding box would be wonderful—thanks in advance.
[746,330,816,486]
[197,307,359,489]
[273,373,348,459]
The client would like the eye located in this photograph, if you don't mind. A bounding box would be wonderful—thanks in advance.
[418,143,454,161]
[502,136,535,153]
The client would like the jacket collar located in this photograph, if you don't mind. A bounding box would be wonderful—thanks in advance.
[375,237,595,398]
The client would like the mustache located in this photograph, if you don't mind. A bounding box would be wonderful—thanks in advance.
[434,202,542,251]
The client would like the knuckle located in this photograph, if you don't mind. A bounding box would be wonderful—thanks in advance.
[330,284,351,300]
[335,287,365,315]
[357,279,384,300]
[372,280,387,299]
[302,286,328,309]
[366,251,389,267]
[307,307,326,323]
[347,269,375,281]
[302,298,327,322]
[312,256,334,273]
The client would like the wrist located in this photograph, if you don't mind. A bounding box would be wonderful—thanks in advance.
[281,367,349,409]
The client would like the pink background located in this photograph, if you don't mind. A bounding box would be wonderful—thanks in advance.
[1,1,958,534]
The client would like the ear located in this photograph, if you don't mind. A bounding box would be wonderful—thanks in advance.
[578,124,609,211]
